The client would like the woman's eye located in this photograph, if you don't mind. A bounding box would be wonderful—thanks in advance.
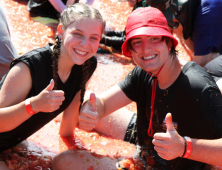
[73,32,82,36]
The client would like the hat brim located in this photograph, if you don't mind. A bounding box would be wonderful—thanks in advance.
[122,26,178,57]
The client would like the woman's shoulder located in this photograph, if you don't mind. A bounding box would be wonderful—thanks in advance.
[10,44,53,68]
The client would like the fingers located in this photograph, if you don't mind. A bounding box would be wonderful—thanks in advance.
[45,94,65,112]
[89,93,97,111]
[153,136,170,148]
[45,79,54,91]
[153,132,170,142]
[79,116,98,131]
[152,113,184,160]
[47,91,65,100]
[79,92,99,131]
[81,107,98,120]
[79,121,97,131]
[165,113,175,132]
[34,80,65,113]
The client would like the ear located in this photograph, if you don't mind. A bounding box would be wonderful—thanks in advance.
[57,24,64,40]
[168,40,173,51]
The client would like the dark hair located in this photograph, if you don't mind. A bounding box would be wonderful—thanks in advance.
[127,36,177,58]
[52,3,105,109]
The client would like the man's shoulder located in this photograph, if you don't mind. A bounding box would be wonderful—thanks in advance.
[182,61,212,79]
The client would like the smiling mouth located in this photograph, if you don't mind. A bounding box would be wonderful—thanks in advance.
[75,49,87,55]
[142,54,157,60]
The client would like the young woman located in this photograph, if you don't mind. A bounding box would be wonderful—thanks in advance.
[0,3,105,169]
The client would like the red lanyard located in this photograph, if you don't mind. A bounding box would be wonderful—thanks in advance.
[146,64,165,137]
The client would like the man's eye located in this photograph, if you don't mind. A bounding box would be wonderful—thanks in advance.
[151,38,158,41]
[132,41,141,45]
[91,37,99,41]
[150,37,161,43]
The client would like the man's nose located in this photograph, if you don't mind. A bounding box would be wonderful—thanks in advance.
[142,40,153,52]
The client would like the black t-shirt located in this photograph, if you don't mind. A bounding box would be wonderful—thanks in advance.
[118,61,222,170]
[0,44,97,152]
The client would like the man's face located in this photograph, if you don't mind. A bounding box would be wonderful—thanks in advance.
[130,35,170,74]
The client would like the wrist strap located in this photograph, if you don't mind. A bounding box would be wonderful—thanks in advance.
[181,137,187,157]
[25,98,36,115]
[182,136,192,158]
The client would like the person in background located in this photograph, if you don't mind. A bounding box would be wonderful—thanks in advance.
[0,5,18,80]
[204,55,222,94]
[70,7,222,170]
[99,0,147,52]
[0,3,105,169]
[146,0,222,67]
[27,0,94,19]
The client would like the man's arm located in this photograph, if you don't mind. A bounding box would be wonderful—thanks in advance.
[79,85,133,131]
[173,21,220,66]
[189,138,222,166]
[153,113,222,166]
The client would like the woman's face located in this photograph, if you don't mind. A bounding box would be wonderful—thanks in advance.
[59,18,103,65]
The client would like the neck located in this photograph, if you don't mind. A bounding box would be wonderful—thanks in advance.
[157,57,183,89]
[57,52,74,83]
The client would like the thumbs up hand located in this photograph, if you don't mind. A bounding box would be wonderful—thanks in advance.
[152,113,185,160]
[31,79,65,113]
[79,93,99,131]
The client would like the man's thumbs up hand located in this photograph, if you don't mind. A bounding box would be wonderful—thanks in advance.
[79,93,99,131]
[89,93,97,112]
[165,113,176,133]
[152,113,185,160]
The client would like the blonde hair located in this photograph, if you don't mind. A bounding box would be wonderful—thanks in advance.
[52,3,105,108]
[60,3,105,31]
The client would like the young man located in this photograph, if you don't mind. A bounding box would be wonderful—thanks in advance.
[76,7,222,170]
[145,0,222,67]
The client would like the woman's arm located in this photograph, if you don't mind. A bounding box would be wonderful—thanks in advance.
[0,62,33,132]
[59,90,81,137]
[0,62,65,133]
[59,75,93,137]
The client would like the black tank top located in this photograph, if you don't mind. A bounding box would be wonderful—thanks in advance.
[0,44,97,152]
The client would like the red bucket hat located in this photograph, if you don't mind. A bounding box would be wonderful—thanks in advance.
[122,7,178,57]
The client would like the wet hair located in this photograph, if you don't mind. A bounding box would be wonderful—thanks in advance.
[127,36,177,59]
[52,3,105,109]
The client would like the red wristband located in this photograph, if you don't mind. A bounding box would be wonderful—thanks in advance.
[25,98,36,115]
[182,136,192,158]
